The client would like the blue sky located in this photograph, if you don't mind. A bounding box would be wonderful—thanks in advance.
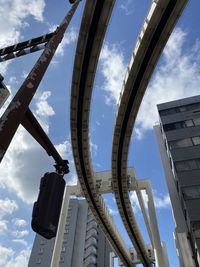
[0,0,200,266]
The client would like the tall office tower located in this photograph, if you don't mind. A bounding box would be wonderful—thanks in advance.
[28,198,113,267]
[154,95,200,267]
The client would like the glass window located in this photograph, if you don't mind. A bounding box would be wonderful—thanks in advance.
[40,240,46,245]
[175,161,190,171]
[163,119,196,132]
[36,258,41,264]
[60,256,65,263]
[175,159,198,172]
[188,103,200,111]
[63,233,68,240]
[193,118,200,126]
[192,136,200,145]
[179,106,187,112]
[163,123,176,131]
[169,138,193,149]
[185,120,194,127]
[160,110,169,116]
[196,159,200,168]
[160,103,200,115]
[38,248,44,254]
[188,160,198,169]
[61,247,66,252]
[182,186,200,199]
[175,121,186,129]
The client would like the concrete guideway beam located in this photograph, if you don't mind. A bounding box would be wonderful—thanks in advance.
[70,1,133,266]
[112,0,188,266]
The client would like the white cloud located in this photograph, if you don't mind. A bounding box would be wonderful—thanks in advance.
[35,91,55,117]
[135,28,200,138]
[11,230,29,238]
[0,220,8,234]
[55,27,77,57]
[12,239,28,247]
[89,137,98,157]
[12,218,27,228]
[120,0,135,16]
[153,194,171,209]
[0,246,14,266]
[100,43,127,104]
[35,91,55,132]
[95,121,100,126]
[0,86,78,203]
[130,190,171,213]
[0,0,45,74]
[55,140,72,159]
[0,127,76,204]
[107,206,119,216]
[0,125,54,204]
[130,190,147,213]
[5,248,31,267]
[21,71,28,80]
[0,198,18,219]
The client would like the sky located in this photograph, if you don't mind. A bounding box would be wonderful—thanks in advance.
[0,0,200,266]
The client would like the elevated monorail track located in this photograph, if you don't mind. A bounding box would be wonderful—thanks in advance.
[112,0,188,266]
[70,1,133,266]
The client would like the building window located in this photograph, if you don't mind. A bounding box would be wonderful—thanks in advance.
[179,106,187,112]
[63,233,68,241]
[163,119,195,132]
[192,136,200,145]
[175,159,200,172]
[182,186,200,199]
[36,258,41,264]
[185,120,194,127]
[61,246,66,252]
[160,103,200,116]
[60,256,65,263]
[40,239,46,245]
[159,107,178,116]
[169,138,193,149]
[169,136,200,149]
[38,248,44,255]
[188,103,200,111]
[193,117,200,126]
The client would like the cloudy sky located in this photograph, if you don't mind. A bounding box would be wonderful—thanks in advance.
[0,0,200,266]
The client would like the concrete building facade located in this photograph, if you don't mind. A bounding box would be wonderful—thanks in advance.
[28,198,113,267]
[154,95,200,267]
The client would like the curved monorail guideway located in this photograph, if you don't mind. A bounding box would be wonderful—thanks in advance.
[112,0,188,266]
[70,0,133,266]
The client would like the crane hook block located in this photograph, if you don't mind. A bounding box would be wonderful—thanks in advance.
[31,172,65,239]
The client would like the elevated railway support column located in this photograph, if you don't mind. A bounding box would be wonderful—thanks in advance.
[136,180,169,267]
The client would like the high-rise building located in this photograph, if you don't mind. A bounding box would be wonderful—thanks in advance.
[154,95,200,267]
[28,198,113,267]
